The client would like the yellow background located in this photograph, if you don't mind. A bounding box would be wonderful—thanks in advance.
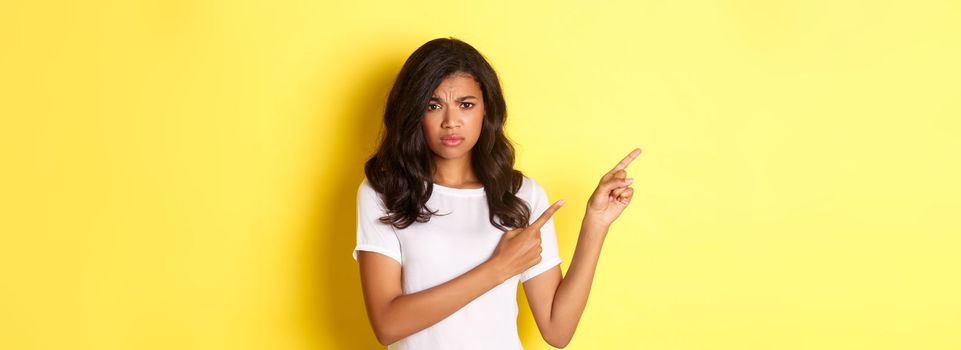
[2,0,959,349]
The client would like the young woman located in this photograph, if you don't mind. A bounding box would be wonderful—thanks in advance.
[352,37,641,349]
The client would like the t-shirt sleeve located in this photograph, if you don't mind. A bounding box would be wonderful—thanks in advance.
[352,179,403,265]
[519,178,563,283]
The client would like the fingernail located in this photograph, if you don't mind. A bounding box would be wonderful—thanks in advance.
[625,178,634,184]
[557,199,566,206]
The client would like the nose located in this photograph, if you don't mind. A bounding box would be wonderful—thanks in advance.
[442,112,460,129]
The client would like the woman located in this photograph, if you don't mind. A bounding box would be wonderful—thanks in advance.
[352,37,640,349]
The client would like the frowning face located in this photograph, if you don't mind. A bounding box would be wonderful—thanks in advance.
[422,72,485,161]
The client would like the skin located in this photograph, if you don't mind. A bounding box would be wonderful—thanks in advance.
[421,72,485,189]
[357,71,642,347]
[521,147,641,347]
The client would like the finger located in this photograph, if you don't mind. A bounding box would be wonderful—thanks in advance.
[599,176,634,194]
[615,188,634,205]
[504,227,524,238]
[604,148,641,178]
[611,186,629,199]
[600,169,626,187]
[529,199,565,231]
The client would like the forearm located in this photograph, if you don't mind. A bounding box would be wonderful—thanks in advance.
[377,261,504,344]
[548,217,609,346]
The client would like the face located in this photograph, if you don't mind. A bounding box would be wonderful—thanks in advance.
[422,72,485,161]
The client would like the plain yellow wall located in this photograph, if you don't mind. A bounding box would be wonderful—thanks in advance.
[2,0,959,349]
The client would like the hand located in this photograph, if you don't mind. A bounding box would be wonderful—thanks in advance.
[585,148,641,228]
[487,199,566,282]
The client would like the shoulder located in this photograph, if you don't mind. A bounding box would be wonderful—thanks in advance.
[357,178,385,207]
[519,175,547,200]
[357,177,374,195]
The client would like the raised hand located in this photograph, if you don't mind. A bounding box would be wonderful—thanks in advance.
[585,148,641,228]
[487,199,566,281]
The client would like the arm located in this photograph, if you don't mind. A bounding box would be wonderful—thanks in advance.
[523,218,609,348]
[358,251,504,345]
[523,148,642,348]
[358,199,565,346]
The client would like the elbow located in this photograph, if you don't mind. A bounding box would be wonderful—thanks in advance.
[374,334,393,347]
[368,313,398,346]
[547,339,571,349]
[373,329,395,346]
[369,299,404,345]
[546,339,570,349]
[544,332,573,349]
[372,323,399,346]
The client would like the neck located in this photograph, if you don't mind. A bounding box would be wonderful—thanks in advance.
[432,153,479,188]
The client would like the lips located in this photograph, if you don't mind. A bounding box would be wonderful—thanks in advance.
[441,135,464,147]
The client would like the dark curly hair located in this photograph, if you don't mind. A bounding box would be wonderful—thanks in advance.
[363,37,531,232]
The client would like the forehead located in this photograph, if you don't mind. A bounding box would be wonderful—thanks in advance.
[432,73,481,96]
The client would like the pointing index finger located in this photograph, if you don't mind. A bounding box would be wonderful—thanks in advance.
[608,148,642,175]
[529,199,565,231]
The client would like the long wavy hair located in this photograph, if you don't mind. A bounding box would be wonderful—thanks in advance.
[364,37,530,232]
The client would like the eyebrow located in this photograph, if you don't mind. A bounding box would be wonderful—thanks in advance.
[429,95,478,102]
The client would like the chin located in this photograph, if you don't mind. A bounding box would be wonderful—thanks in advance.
[437,151,470,160]
[431,145,473,160]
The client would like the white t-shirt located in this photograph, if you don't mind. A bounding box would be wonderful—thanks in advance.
[352,175,563,350]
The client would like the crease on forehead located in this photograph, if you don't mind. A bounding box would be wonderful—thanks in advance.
[431,73,481,102]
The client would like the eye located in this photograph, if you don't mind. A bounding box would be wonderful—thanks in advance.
[427,103,441,111]
[460,102,474,109]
